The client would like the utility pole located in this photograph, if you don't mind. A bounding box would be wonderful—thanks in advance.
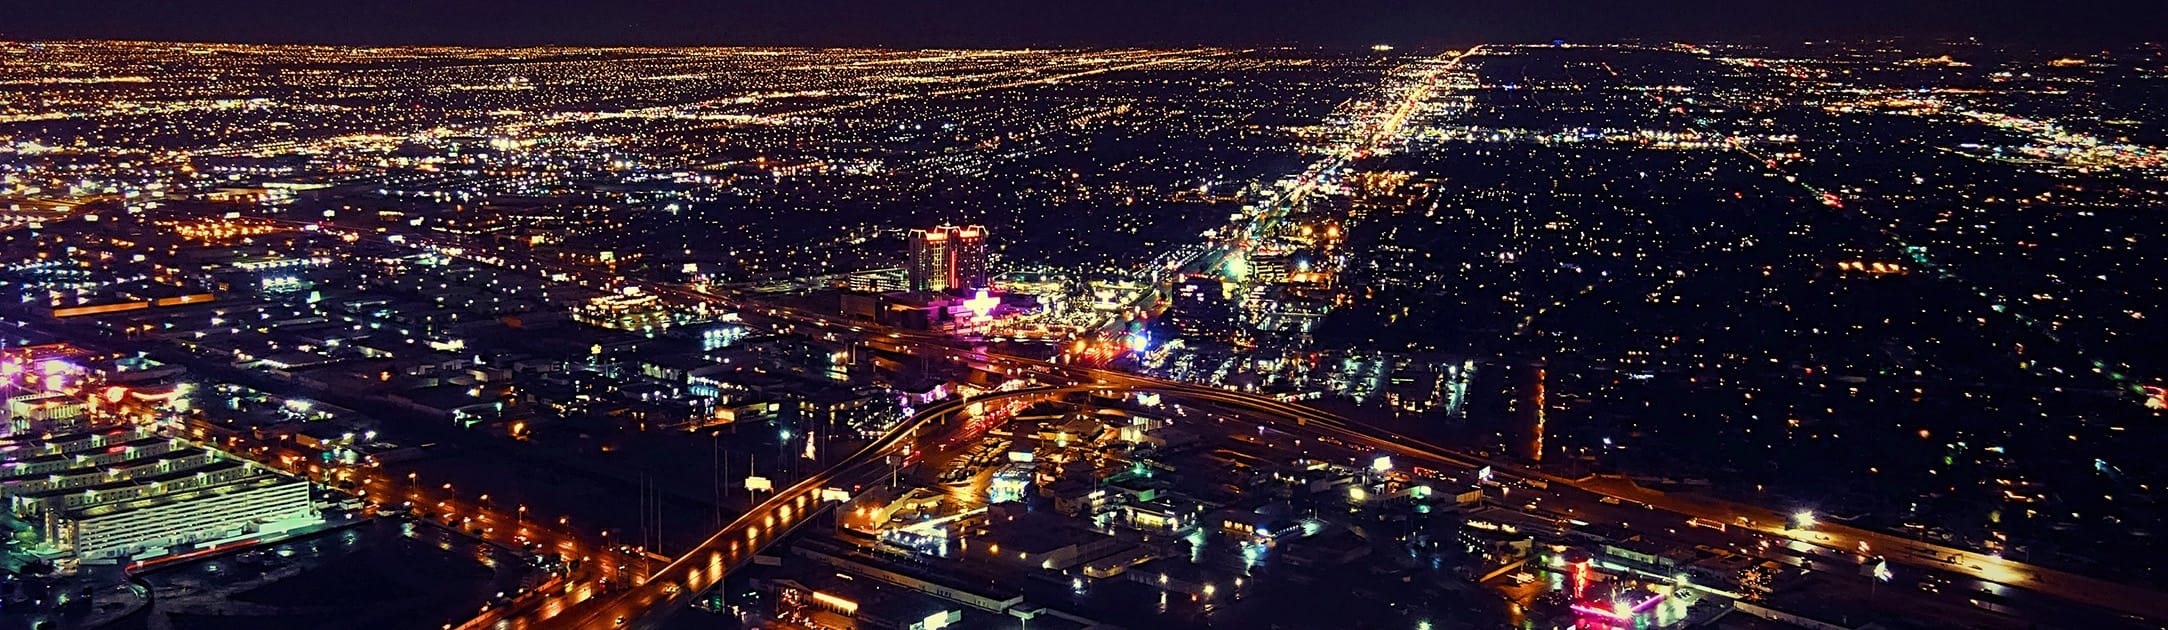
[650,478,659,562]
[713,431,723,529]
[636,473,646,552]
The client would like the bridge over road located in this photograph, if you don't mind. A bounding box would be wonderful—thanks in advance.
[517,386,1094,630]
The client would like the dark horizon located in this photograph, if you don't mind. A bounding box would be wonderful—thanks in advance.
[6,0,2165,49]
[8,6,2168,630]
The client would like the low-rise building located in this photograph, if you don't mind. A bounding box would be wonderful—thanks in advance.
[1,433,320,570]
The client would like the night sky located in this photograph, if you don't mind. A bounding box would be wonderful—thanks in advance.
[5,0,2163,47]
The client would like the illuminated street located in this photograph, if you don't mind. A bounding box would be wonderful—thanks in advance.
[3,7,2168,630]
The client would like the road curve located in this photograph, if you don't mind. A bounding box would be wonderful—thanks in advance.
[533,386,1100,630]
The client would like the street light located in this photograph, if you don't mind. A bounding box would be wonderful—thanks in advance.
[1792,511,1816,529]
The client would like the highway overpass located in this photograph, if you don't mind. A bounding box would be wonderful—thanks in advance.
[526,386,1100,629]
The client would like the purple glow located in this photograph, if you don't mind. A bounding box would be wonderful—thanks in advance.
[961,288,1000,320]
[1570,593,1665,620]
[1630,593,1665,612]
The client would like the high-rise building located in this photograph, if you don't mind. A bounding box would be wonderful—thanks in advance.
[906,225,990,293]
[907,228,952,292]
[951,226,988,290]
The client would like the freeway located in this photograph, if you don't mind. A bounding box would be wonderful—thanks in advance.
[1145,381,2168,621]
[1575,474,2168,622]
[656,283,2168,621]
[1002,374,2168,622]
[526,387,1089,629]
[1129,374,2168,621]
[280,210,2168,625]
[816,332,2168,623]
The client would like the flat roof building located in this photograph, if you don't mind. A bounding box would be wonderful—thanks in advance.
[1,431,320,569]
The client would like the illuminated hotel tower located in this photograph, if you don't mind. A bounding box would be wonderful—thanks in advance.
[908,228,951,292]
[950,225,987,290]
[907,225,988,292]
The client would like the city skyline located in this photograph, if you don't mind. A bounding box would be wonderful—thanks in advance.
[0,26,2165,630]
